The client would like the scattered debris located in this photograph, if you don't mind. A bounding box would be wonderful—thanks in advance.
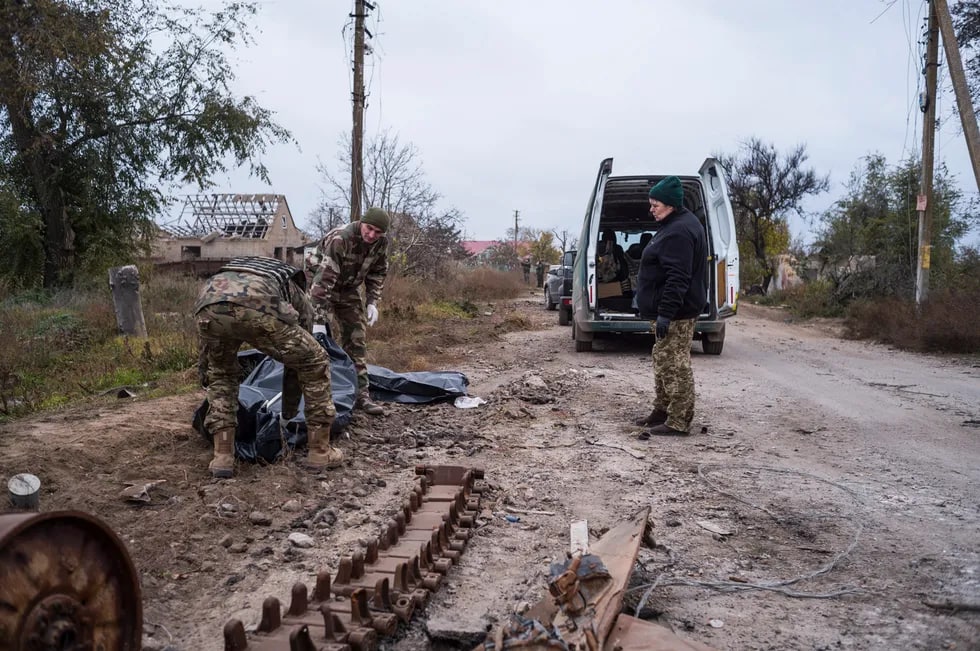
[454,396,487,409]
[119,479,167,503]
[696,520,734,537]
[479,508,716,650]
[586,438,646,459]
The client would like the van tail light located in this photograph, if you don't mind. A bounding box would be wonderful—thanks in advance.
[561,297,571,306]
[589,286,593,304]
[730,287,734,305]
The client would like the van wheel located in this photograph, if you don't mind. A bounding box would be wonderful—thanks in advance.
[558,305,571,326]
[573,322,593,352]
[701,337,724,355]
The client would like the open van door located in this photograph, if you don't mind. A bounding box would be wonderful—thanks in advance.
[572,157,613,351]
[699,158,739,316]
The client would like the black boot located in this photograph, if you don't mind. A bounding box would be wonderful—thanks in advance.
[634,409,668,427]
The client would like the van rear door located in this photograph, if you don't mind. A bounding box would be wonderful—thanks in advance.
[575,158,612,315]
[699,158,740,314]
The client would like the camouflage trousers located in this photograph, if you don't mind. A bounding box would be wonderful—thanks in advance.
[197,303,335,439]
[318,290,370,395]
[651,317,697,432]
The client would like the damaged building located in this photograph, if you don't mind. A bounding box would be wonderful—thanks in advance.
[152,194,309,275]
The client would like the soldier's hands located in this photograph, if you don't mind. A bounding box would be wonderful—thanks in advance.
[310,284,327,303]
[366,303,379,327]
[655,316,670,340]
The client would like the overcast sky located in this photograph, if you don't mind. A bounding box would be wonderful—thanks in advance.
[180,0,979,247]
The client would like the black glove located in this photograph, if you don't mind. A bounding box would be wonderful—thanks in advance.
[655,316,670,340]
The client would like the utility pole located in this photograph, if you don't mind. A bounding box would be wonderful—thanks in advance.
[916,0,939,306]
[513,210,520,252]
[350,0,374,222]
[934,0,980,193]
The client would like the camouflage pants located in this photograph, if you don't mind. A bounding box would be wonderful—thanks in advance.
[651,317,697,432]
[197,303,335,439]
[321,290,370,395]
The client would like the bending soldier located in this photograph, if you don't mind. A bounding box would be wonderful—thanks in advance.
[195,256,344,479]
[308,207,390,416]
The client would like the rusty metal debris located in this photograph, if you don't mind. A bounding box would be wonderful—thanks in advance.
[224,464,486,651]
[0,510,143,650]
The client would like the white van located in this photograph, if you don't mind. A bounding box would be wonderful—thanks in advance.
[571,157,739,355]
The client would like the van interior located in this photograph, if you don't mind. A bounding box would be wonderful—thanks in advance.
[595,176,711,314]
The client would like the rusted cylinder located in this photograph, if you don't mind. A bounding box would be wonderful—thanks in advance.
[0,510,142,650]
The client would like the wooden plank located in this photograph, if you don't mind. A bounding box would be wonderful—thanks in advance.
[553,507,651,648]
[603,615,716,651]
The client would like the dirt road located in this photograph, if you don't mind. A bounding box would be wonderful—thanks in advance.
[1,297,978,650]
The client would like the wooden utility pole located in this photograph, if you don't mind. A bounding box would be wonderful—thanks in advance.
[934,0,980,193]
[350,0,370,222]
[916,1,939,306]
[513,210,520,251]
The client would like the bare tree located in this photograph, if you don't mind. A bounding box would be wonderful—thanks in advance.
[307,202,347,240]
[717,138,829,292]
[313,128,468,277]
[551,228,576,253]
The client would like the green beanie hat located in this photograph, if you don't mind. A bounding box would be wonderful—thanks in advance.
[648,176,684,208]
[361,207,390,233]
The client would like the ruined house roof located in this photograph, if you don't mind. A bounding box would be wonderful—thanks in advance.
[159,194,293,239]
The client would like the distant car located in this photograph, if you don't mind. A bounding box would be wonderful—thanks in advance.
[544,249,577,325]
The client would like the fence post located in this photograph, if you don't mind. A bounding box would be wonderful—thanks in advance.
[108,265,148,337]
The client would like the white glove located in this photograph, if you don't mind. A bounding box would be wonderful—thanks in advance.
[366,303,379,327]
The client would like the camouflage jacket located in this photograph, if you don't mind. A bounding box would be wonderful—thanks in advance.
[308,221,388,306]
[194,261,314,330]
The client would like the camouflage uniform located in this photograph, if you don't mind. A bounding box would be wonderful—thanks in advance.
[650,317,697,431]
[307,221,388,404]
[195,256,341,478]
[535,261,546,288]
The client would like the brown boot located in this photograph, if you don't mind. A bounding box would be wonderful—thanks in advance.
[209,428,235,479]
[305,426,344,471]
[634,408,668,427]
[355,393,385,416]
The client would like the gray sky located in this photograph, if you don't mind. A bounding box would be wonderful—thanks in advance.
[185,0,979,247]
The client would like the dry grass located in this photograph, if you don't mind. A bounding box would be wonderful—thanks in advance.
[0,266,528,420]
[844,289,980,354]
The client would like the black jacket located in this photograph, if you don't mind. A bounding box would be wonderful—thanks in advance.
[634,207,708,320]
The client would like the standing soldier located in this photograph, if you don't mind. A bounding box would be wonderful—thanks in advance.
[535,259,547,288]
[195,256,344,479]
[521,256,531,284]
[634,176,707,437]
[308,207,390,416]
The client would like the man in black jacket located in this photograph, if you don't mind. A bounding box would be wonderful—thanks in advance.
[633,176,707,436]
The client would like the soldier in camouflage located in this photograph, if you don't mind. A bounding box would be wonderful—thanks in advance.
[633,176,708,437]
[308,207,390,416]
[195,256,344,478]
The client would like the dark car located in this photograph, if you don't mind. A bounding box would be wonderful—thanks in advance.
[544,249,576,325]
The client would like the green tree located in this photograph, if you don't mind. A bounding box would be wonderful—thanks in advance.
[527,231,559,265]
[816,154,977,300]
[953,0,980,102]
[0,0,289,288]
[717,138,829,292]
